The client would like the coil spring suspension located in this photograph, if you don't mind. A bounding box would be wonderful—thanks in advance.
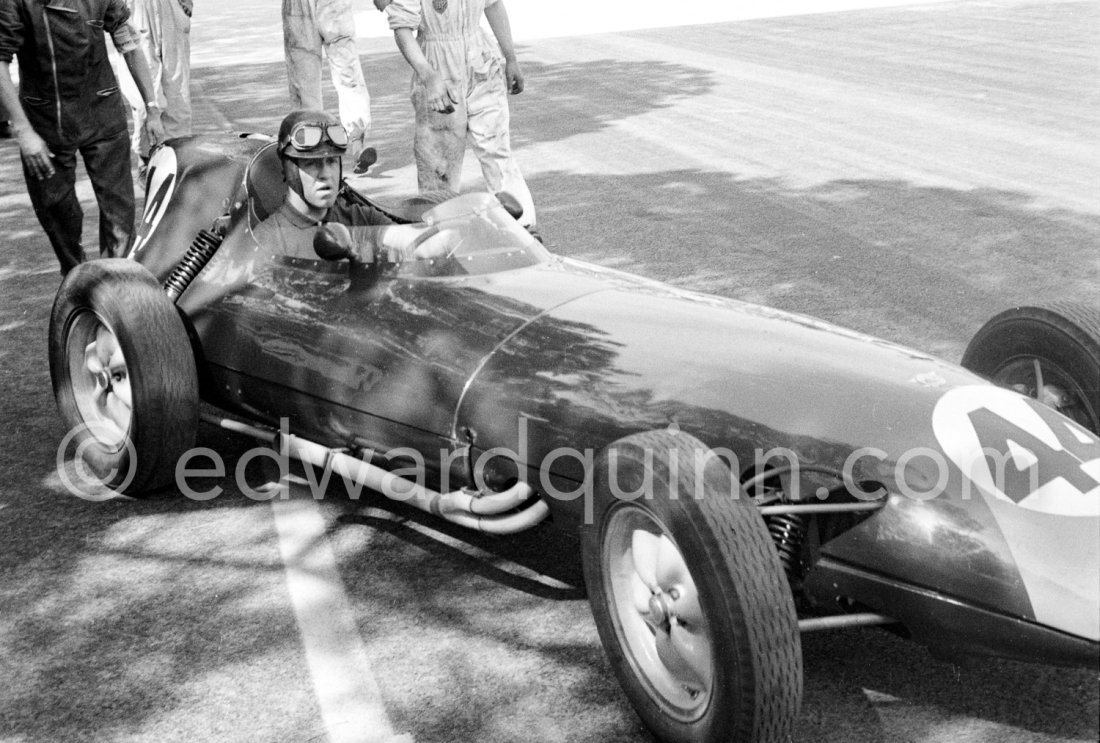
[766,513,806,581]
[164,228,224,301]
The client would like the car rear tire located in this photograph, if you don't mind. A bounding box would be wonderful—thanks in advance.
[580,431,801,743]
[962,303,1100,434]
[49,258,199,495]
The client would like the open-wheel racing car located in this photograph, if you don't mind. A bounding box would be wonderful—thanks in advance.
[49,133,1100,743]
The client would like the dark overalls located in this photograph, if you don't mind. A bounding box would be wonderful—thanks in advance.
[0,0,136,274]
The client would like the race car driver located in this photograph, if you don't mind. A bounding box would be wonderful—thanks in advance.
[251,109,424,263]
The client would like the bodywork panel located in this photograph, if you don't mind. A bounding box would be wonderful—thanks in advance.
[129,134,1100,667]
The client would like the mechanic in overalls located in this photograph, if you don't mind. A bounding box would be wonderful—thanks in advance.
[251,109,427,263]
[0,0,165,275]
[377,0,536,230]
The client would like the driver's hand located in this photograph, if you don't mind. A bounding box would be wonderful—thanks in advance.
[409,227,454,260]
[18,128,55,180]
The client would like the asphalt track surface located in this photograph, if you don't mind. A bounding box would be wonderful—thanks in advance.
[1,1,1098,741]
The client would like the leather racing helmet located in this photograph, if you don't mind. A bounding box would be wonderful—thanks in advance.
[277,109,349,160]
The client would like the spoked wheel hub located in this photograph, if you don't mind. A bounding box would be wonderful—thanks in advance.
[994,356,1095,431]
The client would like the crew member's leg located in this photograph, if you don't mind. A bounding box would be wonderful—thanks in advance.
[283,0,324,110]
[24,145,85,274]
[82,130,138,259]
[1,61,14,137]
[412,84,466,195]
[466,63,535,227]
[156,0,193,139]
[0,95,11,137]
[316,0,370,159]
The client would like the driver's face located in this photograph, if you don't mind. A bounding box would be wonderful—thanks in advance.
[296,156,342,209]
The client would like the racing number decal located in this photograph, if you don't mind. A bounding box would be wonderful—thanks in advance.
[128,146,178,256]
[932,386,1100,516]
[966,406,1098,499]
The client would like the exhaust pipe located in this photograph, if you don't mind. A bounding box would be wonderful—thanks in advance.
[203,414,549,534]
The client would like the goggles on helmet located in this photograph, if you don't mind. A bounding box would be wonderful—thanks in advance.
[282,122,349,154]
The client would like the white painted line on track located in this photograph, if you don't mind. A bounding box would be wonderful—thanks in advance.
[272,492,413,743]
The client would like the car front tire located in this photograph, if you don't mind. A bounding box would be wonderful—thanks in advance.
[580,431,801,743]
[49,258,199,495]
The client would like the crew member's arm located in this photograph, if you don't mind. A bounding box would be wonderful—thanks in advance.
[385,0,454,113]
[393,28,454,113]
[108,13,165,146]
[484,0,523,94]
[0,4,55,180]
[0,61,53,179]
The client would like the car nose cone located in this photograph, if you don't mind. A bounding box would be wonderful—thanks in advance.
[932,385,1100,641]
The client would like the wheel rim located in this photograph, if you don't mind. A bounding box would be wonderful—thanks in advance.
[991,356,1098,432]
[65,311,133,449]
[602,503,714,718]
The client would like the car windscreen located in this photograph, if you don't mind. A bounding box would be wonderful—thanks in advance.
[396,193,550,279]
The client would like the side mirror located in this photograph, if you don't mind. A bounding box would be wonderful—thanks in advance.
[314,222,354,261]
[494,191,524,221]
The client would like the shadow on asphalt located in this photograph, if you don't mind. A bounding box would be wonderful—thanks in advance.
[524,168,1100,363]
[3,164,1097,743]
[338,506,586,601]
[1,34,1097,743]
[799,628,1099,742]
